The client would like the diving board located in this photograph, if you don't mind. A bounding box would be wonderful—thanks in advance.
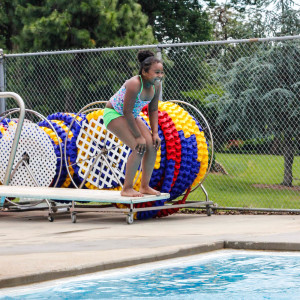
[0,185,169,204]
[0,185,170,224]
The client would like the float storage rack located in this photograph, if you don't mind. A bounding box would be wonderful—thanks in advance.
[0,92,213,224]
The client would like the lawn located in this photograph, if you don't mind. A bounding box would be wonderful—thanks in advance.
[189,153,300,209]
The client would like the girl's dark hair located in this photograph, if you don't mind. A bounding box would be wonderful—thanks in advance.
[137,50,162,75]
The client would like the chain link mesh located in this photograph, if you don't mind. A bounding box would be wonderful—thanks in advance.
[3,37,300,210]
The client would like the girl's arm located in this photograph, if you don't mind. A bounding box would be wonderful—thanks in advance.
[123,78,146,154]
[123,78,143,139]
[148,83,161,150]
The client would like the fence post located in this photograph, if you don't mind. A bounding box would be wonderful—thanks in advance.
[0,49,6,113]
[156,46,163,101]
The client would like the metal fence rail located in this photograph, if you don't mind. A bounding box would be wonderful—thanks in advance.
[1,35,299,211]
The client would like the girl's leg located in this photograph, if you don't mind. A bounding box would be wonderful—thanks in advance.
[107,116,144,197]
[136,118,160,195]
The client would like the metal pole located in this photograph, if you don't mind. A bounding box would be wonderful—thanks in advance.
[0,92,26,207]
[156,46,163,101]
[0,49,6,113]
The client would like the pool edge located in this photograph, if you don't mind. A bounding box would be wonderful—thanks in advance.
[0,241,224,289]
[1,240,300,289]
[225,241,300,251]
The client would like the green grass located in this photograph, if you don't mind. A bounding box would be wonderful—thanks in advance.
[189,153,300,209]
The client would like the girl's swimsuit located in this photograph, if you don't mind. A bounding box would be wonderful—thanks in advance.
[103,108,122,128]
[103,75,155,128]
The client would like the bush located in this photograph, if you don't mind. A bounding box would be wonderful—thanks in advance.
[221,136,276,154]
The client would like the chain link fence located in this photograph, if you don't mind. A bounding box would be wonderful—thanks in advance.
[1,35,300,211]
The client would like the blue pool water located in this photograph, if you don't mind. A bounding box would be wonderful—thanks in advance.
[1,250,300,299]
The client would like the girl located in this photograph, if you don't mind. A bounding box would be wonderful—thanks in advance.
[103,50,163,197]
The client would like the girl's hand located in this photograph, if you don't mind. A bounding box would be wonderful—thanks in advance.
[135,136,146,155]
[152,133,161,150]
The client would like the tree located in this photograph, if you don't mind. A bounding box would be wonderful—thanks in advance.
[137,0,213,43]
[263,0,299,36]
[0,0,24,52]
[215,41,300,186]
[12,0,154,52]
[209,5,258,40]
[209,0,299,41]
[0,0,155,52]
[229,0,299,37]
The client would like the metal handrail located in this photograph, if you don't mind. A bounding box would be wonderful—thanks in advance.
[0,92,25,207]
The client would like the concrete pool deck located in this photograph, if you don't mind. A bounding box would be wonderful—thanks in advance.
[0,210,300,288]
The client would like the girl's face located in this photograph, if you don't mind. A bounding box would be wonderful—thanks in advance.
[143,62,164,85]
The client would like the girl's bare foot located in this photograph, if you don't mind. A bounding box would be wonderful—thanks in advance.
[121,188,144,197]
[139,186,161,196]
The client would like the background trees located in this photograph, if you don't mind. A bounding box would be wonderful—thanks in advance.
[137,0,214,43]
[1,0,299,52]
[0,0,23,52]
[207,0,299,186]
[215,42,300,186]
[0,0,155,52]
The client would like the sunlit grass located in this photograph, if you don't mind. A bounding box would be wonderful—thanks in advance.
[189,153,300,209]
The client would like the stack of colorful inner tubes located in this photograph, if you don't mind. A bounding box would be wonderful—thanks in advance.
[38,113,86,189]
[0,118,58,188]
[132,101,209,220]
[34,101,209,219]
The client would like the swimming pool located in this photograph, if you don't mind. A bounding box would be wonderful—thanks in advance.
[1,250,300,299]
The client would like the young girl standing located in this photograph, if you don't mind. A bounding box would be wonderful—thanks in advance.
[103,50,164,197]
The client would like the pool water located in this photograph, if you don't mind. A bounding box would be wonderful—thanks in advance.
[1,250,300,299]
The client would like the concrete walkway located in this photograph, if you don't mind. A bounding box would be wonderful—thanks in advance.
[0,210,300,288]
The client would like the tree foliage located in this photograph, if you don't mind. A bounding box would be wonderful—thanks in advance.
[208,0,299,41]
[230,0,300,37]
[137,0,213,43]
[1,0,155,52]
[0,0,23,51]
[209,5,260,40]
[215,41,300,186]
